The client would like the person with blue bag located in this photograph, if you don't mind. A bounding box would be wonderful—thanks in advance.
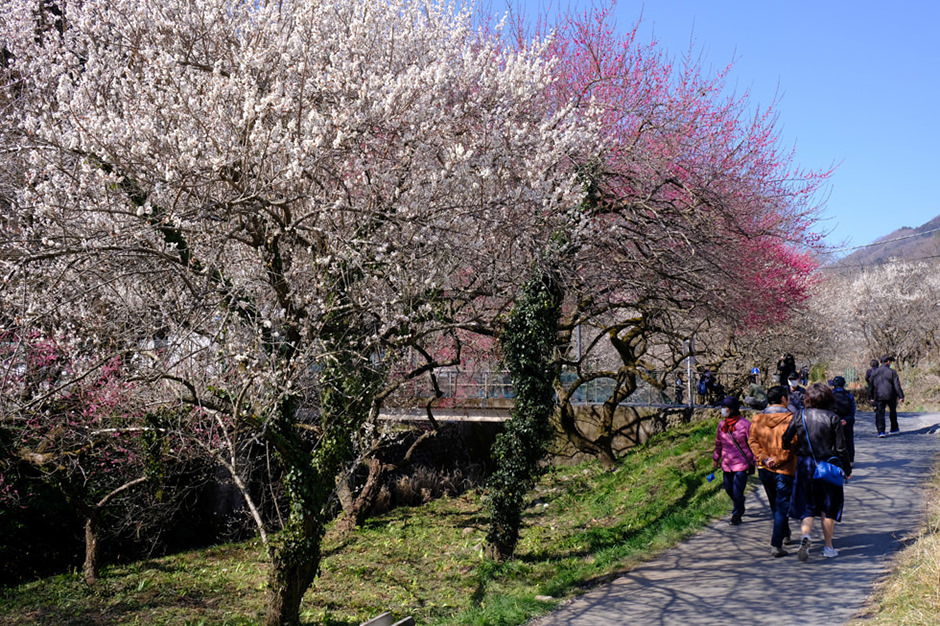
[781,383,851,561]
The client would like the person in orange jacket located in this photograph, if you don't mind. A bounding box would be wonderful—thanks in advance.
[748,386,797,556]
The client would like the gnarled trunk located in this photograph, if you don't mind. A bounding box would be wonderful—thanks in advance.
[337,457,388,534]
[264,548,318,626]
[557,401,619,469]
[83,514,100,586]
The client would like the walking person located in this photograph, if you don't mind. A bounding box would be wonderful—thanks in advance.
[865,358,879,405]
[870,355,905,437]
[786,372,806,415]
[696,370,709,405]
[712,396,755,525]
[830,376,856,469]
[747,386,796,556]
[674,371,685,405]
[782,383,852,561]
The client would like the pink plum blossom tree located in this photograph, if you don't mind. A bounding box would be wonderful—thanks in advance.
[493,4,827,467]
[0,329,155,585]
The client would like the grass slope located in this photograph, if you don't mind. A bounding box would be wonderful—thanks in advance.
[0,419,762,624]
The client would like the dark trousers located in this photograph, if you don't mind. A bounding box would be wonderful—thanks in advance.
[875,397,899,433]
[722,470,749,518]
[845,422,855,466]
[758,468,793,548]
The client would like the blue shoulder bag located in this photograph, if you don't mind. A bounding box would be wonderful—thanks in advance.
[800,411,845,487]
[801,411,845,487]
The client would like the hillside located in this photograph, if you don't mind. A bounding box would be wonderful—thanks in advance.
[834,214,940,267]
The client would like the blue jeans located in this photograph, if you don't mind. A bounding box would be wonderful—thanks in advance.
[722,470,749,518]
[758,468,793,548]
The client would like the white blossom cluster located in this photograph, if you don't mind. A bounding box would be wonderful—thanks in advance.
[0,0,603,408]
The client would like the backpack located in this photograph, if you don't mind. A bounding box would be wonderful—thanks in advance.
[697,378,707,395]
[832,388,855,418]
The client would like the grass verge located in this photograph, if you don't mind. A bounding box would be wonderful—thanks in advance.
[849,458,940,626]
[0,419,727,625]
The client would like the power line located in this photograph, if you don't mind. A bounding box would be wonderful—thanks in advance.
[829,224,940,254]
[821,251,940,270]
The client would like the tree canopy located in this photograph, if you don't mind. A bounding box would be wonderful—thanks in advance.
[1,0,828,622]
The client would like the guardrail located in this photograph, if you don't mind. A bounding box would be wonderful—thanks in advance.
[386,369,744,409]
[381,367,863,420]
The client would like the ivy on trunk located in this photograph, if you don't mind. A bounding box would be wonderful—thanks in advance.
[485,271,562,560]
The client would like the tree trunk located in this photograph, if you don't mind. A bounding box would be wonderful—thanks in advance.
[337,457,388,534]
[595,447,618,471]
[83,515,100,586]
[558,402,618,469]
[260,460,325,626]
[264,555,318,626]
[337,430,436,533]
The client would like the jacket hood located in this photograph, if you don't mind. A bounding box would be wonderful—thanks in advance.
[760,405,793,428]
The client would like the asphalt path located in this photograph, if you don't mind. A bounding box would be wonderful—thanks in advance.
[529,410,940,626]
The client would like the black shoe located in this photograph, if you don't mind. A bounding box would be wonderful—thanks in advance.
[729,515,742,525]
[771,546,789,558]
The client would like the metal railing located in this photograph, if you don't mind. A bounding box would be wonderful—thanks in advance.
[385,366,869,413]
[391,369,744,408]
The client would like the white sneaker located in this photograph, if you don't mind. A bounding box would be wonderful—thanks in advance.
[822,546,839,558]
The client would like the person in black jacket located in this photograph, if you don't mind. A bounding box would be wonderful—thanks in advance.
[864,358,879,404]
[870,355,905,437]
[786,372,805,415]
[830,376,856,469]
[776,353,796,385]
[782,383,851,561]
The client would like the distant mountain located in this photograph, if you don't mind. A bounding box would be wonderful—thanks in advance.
[833,214,940,268]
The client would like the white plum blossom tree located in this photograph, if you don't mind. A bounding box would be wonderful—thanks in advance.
[845,260,940,366]
[0,0,599,622]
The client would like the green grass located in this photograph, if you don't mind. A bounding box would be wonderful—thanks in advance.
[1,420,727,625]
[849,463,940,626]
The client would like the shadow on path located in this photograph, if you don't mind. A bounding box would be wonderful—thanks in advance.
[529,412,940,625]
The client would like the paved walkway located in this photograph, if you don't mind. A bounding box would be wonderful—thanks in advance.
[530,411,940,625]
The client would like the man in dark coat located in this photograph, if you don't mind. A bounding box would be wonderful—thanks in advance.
[830,376,856,468]
[870,355,905,437]
[864,358,879,404]
[776,354,796,385]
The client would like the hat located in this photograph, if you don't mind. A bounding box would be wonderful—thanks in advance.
[831,376,846,388]
[719,396,740,413]
[787,372,799,381]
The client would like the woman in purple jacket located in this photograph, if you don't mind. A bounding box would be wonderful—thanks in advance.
[713,396,756,525]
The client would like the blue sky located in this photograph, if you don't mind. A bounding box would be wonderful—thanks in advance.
[490,0,939,256]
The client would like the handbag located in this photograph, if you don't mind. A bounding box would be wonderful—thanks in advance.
[801,412,845,487]
[813,458,845,487]
[727,426,755,475]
